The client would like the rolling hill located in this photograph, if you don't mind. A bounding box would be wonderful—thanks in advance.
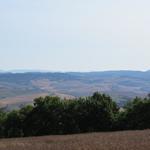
[0,70,150,109]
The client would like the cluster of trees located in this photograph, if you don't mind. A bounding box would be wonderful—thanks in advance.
[0,92,150,138]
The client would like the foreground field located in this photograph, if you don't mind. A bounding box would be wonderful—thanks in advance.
[0,130,150,150]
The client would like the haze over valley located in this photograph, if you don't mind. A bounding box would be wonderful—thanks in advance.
[0,70,150,109]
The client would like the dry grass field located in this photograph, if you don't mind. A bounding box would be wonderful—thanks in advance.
[0,130,150,150]
[0,92,74,110]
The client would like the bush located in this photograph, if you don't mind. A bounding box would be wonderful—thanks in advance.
[1,92,150,138]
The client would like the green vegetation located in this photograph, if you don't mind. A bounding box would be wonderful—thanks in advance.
[0,92,150,138]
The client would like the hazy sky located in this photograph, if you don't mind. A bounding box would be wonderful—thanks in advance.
[0,0,150,71]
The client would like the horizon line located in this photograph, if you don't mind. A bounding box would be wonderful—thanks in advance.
[0,69,149,73]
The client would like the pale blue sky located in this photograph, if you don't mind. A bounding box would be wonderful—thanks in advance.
[0,0,150,71]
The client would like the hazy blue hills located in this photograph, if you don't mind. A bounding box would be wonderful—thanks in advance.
[0,70,150,109]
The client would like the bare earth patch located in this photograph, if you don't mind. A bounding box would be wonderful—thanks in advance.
[0,130,150,150]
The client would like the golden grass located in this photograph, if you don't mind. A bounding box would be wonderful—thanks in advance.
[0,130,150,150]
[0,93,49,106]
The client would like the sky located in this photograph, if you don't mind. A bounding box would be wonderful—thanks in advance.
[0,0,150,72]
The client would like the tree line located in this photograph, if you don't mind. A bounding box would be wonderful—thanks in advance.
[0,92,150,138]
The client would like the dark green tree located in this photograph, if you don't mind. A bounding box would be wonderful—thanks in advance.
[4,110,23,138]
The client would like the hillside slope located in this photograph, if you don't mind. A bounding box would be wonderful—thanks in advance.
[0,70,150,108]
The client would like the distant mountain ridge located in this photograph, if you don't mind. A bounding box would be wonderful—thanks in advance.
[0,70,150,109]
